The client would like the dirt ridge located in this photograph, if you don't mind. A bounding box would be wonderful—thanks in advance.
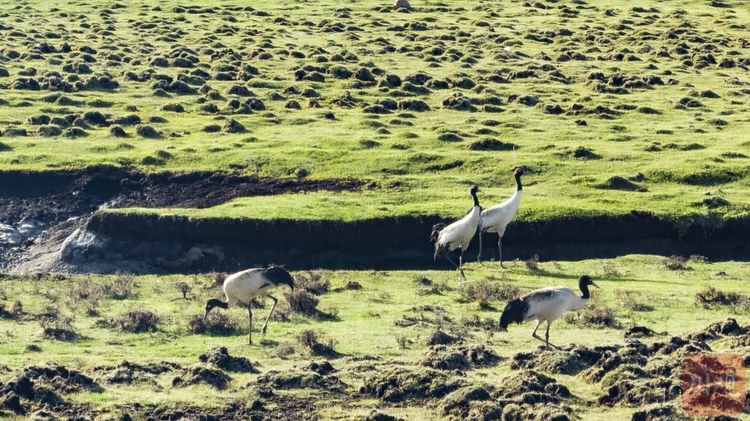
[1,169,749,273]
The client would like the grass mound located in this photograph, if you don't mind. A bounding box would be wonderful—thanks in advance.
[198,346,258,373]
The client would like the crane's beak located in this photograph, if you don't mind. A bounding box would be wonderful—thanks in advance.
[590,281,600,289]
[203,311,209,322]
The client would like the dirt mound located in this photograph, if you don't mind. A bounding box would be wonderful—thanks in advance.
[172,365,231,390]
[255,369,346,392]
[306,360,335,375]
[511,344,622,375]
[199,346,258,373]
[579,341,649,382]
[93,360,181,384]
[630,404,680,421]
[364,410,405,421]
[688,317,746,341]
[13,363,103,394]
[360,366,464,403]
[598,377,681,407]
[0,363,102,415]
[420,344,501,371]
[440,386,493,418]
[487,370,573,420]
[649,336,711,358]
[624,325,662,338]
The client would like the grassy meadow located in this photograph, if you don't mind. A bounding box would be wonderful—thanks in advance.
[2,0,750,419]
[0,0,749,224]
[1,256,750,419]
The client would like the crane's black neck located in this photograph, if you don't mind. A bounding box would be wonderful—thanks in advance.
[515,172,523,191]
[578,278,592,299]
[471,190,480,208]
[207,298,229,310]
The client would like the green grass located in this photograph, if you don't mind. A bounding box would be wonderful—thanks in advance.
[1,0,750,226]
[1,255,750,419]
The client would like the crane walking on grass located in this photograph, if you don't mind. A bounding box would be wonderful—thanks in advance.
[430,184,482,283]
[477,166,524,268]
[204,266,295,345]
[498,275,599,349]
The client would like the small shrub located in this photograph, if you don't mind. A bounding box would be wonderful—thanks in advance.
[695,286,750,312]
[395,334,413,349]
[296,329,339,357]
[525,254,540,270]
[41,315,77,341]
[577,304,619,327]
[274,342,296,358]
[188,311,241,336]
[174,281,192,299]
[285,289,320,315]
[189,312,242,336]
[662,255,687,270]
[498,284,522,300]
[458,279,501,308]
[295,271,330,295]
[12,300,23,315]
[110,310,160,333]
[0,303,14,319]
[102,272,136,299]
[614,289,654,312]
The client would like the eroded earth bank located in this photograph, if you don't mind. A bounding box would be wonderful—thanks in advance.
[1,168,750,274]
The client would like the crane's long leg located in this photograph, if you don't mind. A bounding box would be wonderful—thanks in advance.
[531,320,541,340]
[545,321,551,349]
[261,295,278,340]
[247,307,253,345]
[498,235,504,269]
[459,248,467,283]
[477,232,484,264]
[444,254,465,283]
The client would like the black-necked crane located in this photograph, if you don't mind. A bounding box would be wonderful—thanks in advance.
[477,166,524,268]
[498,275,599,349]
[204,266,295,345]
[430,184,481,283]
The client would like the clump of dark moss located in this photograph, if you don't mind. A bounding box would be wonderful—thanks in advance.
[112,114,141,125]
[108,125,127,137]
[469,138,516,151]
[437,133,463,142]
[222,119,246,133]
[597,176,644,191]
[135,125,160,138]
[173,365,231,390]
[62,127,88,138]
[37,125,62,137]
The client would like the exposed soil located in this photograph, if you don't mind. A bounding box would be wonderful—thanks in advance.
[0,168,365,273]
[1,321,748,420]
[0,167,364,224]
[1,168,750,274]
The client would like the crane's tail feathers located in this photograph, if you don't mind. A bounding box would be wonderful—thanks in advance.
[429,222,447,243]
[434,243,448,261]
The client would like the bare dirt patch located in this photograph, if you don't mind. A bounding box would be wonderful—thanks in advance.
[0,168,365,272]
